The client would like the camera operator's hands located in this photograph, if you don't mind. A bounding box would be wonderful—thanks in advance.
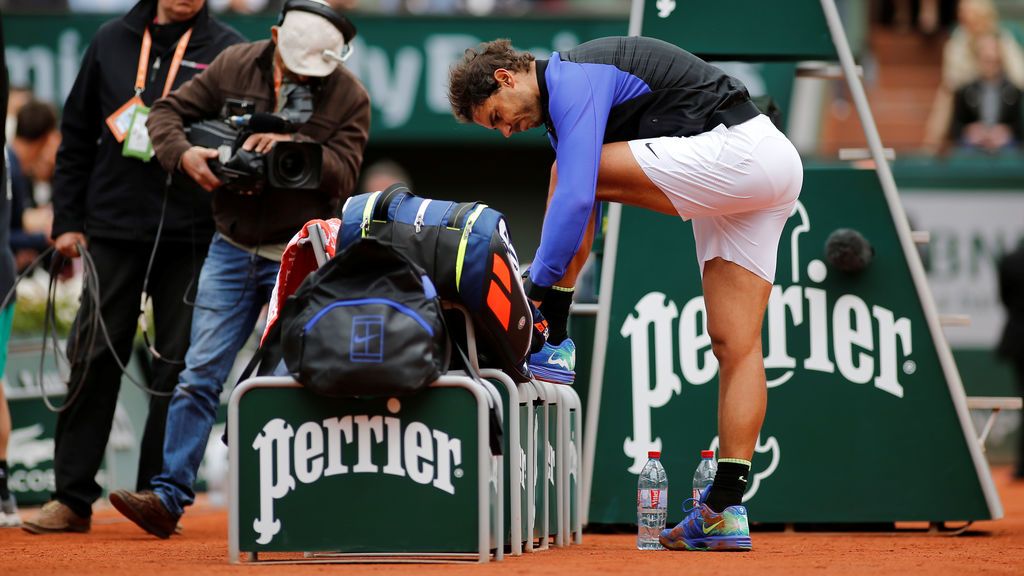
[181,146,224,192]
[242,132,293,155]
[55,232,87,259]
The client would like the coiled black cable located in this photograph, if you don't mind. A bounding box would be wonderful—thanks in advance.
[0,241,178,414]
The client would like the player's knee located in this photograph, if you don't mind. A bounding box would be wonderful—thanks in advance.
[708,329,759,365]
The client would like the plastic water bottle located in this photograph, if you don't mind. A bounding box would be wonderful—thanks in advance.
[692,449,717,502]
[637,450,668,550]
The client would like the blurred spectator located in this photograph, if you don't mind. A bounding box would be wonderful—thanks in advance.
[5,147,52,272]
[359,158,412,194]
[997,243,1024,480]
[404,0,459,13]
[67,0,137,11]
[10,100,59,198]
[0,1,68,12]
[951,33,1023,152]
[207,0,279,13]
[360,0,584,15]
[3,0,618,14]
[924,0,1024,151]
[7,100,58,271]
[878,0,957,35]
[207,0,355,13]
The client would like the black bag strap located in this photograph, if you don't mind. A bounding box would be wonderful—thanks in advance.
[438,308,504,457]
[445,201,478,229]
[225,320,283,448]
[373,183,413,222]
[236,320,283,385]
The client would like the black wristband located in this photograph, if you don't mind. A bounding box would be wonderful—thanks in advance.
[522,276,549,301]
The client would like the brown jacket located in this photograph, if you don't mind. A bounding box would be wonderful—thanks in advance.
[149,39,371,245]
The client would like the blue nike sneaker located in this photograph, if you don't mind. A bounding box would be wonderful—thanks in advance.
[528,338,576,385]
[660,493,752,551]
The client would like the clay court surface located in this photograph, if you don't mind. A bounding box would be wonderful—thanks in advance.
[2,467,1023,575]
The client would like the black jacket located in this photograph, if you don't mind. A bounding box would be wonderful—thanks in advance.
[951,77,1024,144]
[51,0,244,243]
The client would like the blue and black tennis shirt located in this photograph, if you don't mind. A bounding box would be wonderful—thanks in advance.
[526,35,759,296]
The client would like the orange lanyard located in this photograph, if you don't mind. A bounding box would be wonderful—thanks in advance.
[273,63,284,112]
[135,27,194,99]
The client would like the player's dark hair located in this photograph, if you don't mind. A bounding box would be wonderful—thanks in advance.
[448,39,535,123]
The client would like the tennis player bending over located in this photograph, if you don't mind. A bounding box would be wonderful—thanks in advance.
[448,36,802,551]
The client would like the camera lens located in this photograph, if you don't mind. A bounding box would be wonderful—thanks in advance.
[267,142,321,190]
[276,149,306,184]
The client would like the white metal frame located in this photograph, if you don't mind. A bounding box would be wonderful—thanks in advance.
[555,385,584,544]
[479,368,522,555]
[967,397,1024,450]
[520,380,542,553]
[532,380,553,550]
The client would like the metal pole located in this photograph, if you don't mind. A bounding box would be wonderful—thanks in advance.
[819,0,1003,520]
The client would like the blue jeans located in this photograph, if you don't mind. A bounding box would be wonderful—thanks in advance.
[151,234,280,516]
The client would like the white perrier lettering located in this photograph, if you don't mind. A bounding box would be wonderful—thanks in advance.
[251,402,463,545]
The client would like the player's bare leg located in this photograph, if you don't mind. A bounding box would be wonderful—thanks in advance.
[594,142,767,550]
[701,258,772,464]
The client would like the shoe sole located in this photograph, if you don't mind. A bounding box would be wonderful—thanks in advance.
[21,520,90,535]
[529,365,575,385]
[108,492,173,539]
[660,534,752,551]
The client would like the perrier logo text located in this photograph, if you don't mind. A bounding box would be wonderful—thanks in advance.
[252,402,464,544]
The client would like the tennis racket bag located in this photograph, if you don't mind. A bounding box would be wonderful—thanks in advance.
[339,183,534,382]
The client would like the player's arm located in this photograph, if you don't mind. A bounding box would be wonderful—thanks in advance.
[524,62,613,300]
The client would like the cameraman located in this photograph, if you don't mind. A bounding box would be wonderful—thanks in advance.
[108,0,370,537]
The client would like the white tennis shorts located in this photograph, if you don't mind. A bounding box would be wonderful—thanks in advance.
[628,114,803,283]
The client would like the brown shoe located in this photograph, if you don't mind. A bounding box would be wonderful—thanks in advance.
[109,490,179,539]
[21,500,91,534]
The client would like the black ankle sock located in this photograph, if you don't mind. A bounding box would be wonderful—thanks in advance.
[540,287,574,345]
[0,460,10,500]
[704,459,750,513]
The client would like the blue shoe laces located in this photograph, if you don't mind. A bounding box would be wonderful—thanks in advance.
[680,497,702,515]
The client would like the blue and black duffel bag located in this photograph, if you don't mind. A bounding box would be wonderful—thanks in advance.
[279,236,449,398]
[339,183,535,382]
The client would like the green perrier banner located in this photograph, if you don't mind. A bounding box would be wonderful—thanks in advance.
[585,166,1001,524]
[233,381,492,554]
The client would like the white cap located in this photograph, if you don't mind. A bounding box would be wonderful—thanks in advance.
[277,4,347,78]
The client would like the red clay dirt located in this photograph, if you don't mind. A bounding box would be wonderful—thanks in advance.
[3,467,1024,575]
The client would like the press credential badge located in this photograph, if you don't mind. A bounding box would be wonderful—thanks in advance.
[123,105,154,161]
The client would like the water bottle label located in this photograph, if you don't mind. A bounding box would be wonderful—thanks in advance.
[637,489,667,510]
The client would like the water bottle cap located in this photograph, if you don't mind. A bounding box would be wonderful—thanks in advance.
[648,451,661,459]
[701,450,715,459]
